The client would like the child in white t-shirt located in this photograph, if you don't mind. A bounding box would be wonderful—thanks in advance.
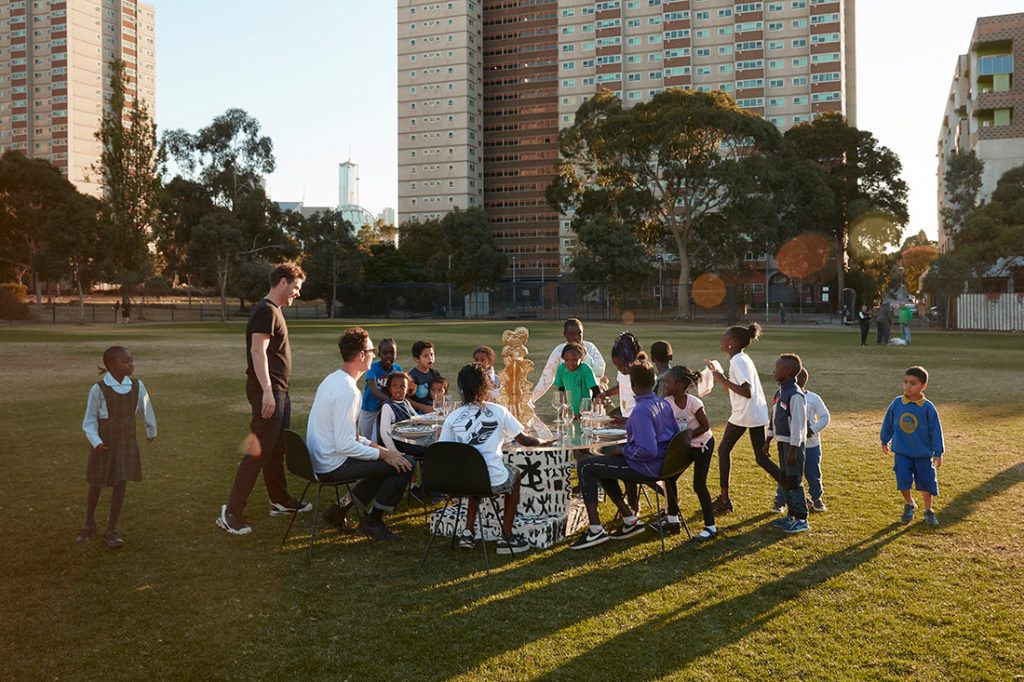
[704,323,777,514]
[439,363,552,555]
[663,366,717,540]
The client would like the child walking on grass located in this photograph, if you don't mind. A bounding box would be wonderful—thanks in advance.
[764,354,810,534]
[772,367,830,514]
[78,346,157,548]
[881,366,944,525]
[704,323,777,514]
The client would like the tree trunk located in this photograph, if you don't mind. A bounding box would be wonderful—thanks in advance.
[671,228,691,319]
[75,268,86,324]
[187,274,193,309]
[331,252,338,318]
[218,263,229,323]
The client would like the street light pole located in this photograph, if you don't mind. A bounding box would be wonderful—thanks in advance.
[764,257,770,324]
[658,254,664,315]
[512,256,517,312]
[447,254,452,317]
[540,259,545,315]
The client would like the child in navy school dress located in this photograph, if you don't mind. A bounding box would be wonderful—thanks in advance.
[78,346,157,548]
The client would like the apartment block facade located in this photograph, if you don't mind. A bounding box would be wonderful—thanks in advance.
[399,0,856,280]
[937,12,1023,253]
[0,0,156,197]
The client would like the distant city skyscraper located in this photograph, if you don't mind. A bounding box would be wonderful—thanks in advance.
[338,160,359,208]
[0,0,156,197]
[937,12,1023,252]
[398,0,856,280]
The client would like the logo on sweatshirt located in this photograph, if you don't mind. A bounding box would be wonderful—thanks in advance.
[899,412,918,434]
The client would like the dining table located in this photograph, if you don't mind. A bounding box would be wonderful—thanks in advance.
[391,414,628,549]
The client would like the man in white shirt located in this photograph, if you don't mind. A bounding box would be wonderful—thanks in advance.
[307,327,414,542]
[531,318,607,404]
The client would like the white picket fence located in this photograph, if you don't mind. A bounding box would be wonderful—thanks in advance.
[956,293,1024,331]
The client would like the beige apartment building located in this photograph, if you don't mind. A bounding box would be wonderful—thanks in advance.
[937,12,1023,253]
[0,0,156,197]
[399,0,856,279]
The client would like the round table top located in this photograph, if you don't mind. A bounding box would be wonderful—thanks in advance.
[390,416,627,452]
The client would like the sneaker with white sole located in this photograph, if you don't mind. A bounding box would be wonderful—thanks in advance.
[495,534,529,555]
[217,505,252,535]
[570,528,610,550]
[809,498,827,513]
[694,526,718,542]
[770,516,792,529]
[924,510,939,526]
[457,529,475,550]
[609,521,646,540]
[901,504,917,524]
[785,518,810,534]
[269,499,313,516]
[771,501,787,513]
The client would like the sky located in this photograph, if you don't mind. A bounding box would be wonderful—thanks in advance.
[155,0,1024,239]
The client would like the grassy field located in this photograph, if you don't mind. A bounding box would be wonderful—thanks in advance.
[1,319,1022,681]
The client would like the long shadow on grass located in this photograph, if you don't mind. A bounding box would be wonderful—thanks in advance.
[533,461,1024,680]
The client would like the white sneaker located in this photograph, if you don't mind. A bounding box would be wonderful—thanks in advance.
[570,528,610,550]
[216,505,252,535]
[269,499,313,516]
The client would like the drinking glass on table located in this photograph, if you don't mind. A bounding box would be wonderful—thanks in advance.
[433,395,447,419]
[579,397,593,432]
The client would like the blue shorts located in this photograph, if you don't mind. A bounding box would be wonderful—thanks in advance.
[893,453,938,496]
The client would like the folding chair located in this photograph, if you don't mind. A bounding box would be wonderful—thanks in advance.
[650,431,695,555]
[418,441,517,574]
[280,428,360,559]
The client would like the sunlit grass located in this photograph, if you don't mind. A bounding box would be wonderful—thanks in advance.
[1,321,1022,680]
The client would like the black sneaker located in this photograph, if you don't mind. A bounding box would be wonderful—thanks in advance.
[609,520,646,540]
[269,499,313,516]
[809,498,827,513]
[496,534,530,555]
[408,485,426,505]
[457,529,475,550]
[712,495,734,514]
[569,528,610,550]
[694,526,718,542]
[358,517,399,542]
[217,504,252,536]
[650,517,681,535]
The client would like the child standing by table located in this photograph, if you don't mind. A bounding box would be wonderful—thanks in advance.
[78,346,157,548]
[473,345,501,400]
[705,323,775,514]
[409,340,441,413]
[663,366,717,540]
[650,340,673,397]
[881,366,944,525]
[554,341,601,415]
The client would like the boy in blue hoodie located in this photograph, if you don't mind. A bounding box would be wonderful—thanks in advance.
[880,366,944,525]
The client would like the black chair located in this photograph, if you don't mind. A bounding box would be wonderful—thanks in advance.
[280,428,360,559]
[649,431,695,555]
[418,441,517,574]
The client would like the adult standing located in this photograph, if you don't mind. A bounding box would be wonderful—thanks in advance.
[532,318,607,403]
[217,262,311,536]
[778,302,786,325]
[857,305,871,347]
[308,327,414,542]
[876,302,892,345]
[899,305,913,344]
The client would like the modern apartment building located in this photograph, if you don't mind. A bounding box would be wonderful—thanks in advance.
[0,0,156,197]
[399,0,856,280]
[937,12,1023,253]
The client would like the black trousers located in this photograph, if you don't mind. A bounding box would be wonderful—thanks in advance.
[320,455,415,513]
[228,386,292,513]
[859,320,870,345]
[717,422,780,490]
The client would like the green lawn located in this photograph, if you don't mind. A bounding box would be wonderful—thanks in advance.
[1,320,1022,681]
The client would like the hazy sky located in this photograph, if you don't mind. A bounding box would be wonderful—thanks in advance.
[155,0,1023,239]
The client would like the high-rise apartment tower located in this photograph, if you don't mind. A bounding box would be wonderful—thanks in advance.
[0,0,156,197]
[399,0,856,279]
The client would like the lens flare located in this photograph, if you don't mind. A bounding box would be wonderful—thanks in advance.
[849,211,898,262]
[775,233,831,278]
[621,310,636,325]
[692,273,726,308]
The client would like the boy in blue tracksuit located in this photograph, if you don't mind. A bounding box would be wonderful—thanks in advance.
[880,366,944,525]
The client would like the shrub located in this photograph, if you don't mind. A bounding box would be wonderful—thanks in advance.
[0,284,30,320]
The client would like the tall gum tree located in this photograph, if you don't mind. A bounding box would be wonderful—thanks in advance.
[547,89,809,318]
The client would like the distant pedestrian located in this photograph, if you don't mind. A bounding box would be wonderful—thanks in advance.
[121,299,131,325]
[778,302,786,325]
[857,305,871,346]
[899,305,913,344]
[876,302,892,345]
[840,304,849,325]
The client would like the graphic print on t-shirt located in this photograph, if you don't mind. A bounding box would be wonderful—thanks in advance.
[450,406,499,448]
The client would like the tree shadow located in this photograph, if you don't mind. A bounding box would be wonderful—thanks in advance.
[534,461,1024,680]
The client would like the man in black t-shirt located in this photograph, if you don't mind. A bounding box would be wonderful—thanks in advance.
[217,262,311,535]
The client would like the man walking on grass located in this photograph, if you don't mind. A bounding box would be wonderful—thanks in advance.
[217,262,312,535]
